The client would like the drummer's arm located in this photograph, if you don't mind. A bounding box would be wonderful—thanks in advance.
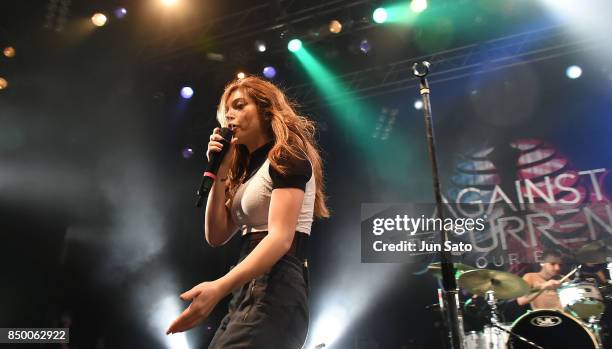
[517,275,536,306]
[517,276,560,305]
[596,270,608,284]
[517,289,541,306]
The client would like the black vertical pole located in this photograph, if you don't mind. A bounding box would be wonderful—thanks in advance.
[412,61,463,349]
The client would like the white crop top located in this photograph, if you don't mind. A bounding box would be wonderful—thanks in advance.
[229,142,315,235]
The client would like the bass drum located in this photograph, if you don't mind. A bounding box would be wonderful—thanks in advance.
[507,309,599,349]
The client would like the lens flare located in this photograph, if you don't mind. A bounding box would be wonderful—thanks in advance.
[91,13,107,27]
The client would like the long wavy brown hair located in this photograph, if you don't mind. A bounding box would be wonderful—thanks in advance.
[216,76,330,219]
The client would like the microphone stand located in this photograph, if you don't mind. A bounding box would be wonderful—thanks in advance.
[412,61,463,349]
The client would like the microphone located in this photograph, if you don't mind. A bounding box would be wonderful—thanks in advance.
[195,127,233,207]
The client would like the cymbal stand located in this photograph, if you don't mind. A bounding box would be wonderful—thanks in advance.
[587,316,603,349]
[485,290,503,349]
[437,288,467,348]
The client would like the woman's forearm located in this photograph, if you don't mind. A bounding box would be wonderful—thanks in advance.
[204,178,233,246]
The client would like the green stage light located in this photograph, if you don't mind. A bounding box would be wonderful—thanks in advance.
[410,0,427,13]
[373,7,388,24]
[288,39,303,52]
[291,46,414,193]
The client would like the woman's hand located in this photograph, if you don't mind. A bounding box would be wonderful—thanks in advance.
[206,127,237,177]
[166,280,229,334]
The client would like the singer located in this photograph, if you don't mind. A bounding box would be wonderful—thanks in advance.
[167,76,329,348]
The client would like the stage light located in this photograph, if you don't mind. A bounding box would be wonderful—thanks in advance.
[182,148,194,159]
[329,20,342,34]
[263,66,277,79]
[0,77,7,90]
[152,295,191,349]
[308,305,349,348]
[3,46,16,58]
[91,13,107,27]
[237,72,246,79]
[115,7,127,19]
[161,0,178,6]
[414,100,423,110]
[254,40,266,52]
[359,39,371,54]
[410,0,428,13]
[180,86,194,99]
[288,39,303,52]
[372,8,388,24]
[566,65,582,79]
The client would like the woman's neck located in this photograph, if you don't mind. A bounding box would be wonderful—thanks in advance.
[245,136,272,153]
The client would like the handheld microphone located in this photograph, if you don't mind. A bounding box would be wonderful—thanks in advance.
[195,127,233,207]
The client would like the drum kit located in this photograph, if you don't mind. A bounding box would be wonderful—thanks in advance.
[428,240,612,349]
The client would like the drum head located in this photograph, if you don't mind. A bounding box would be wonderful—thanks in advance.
[509,309,598,349]
[558,282,605,319]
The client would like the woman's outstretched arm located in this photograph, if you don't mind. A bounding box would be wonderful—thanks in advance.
[166,187,304,334]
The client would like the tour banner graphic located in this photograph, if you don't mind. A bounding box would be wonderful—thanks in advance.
[362,140,611,268]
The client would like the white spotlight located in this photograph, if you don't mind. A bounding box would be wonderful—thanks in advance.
[307,305,349,348]
[152,295,191,349]
[255,40,266,52]
[566,65,583,79]
[414,100,424,110]
[161,0,179,6]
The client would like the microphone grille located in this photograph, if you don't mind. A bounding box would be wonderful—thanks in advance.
[220,127,233,140]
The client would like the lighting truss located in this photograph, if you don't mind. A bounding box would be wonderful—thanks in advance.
[286,24,610,106]
[43,0,71,32]
[141,0,375,65]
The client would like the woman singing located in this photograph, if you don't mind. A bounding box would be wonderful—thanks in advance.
[167,76,329,348]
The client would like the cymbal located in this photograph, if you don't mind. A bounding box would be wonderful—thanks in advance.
[458,269,529,299]
[576,239,612,264]
[428,262,475,278]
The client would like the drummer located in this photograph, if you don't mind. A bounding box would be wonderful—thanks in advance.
[516,250,564,310]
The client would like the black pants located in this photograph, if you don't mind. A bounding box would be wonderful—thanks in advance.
[209,236,310,349]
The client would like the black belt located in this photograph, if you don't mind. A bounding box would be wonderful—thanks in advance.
[240,231,309,262]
